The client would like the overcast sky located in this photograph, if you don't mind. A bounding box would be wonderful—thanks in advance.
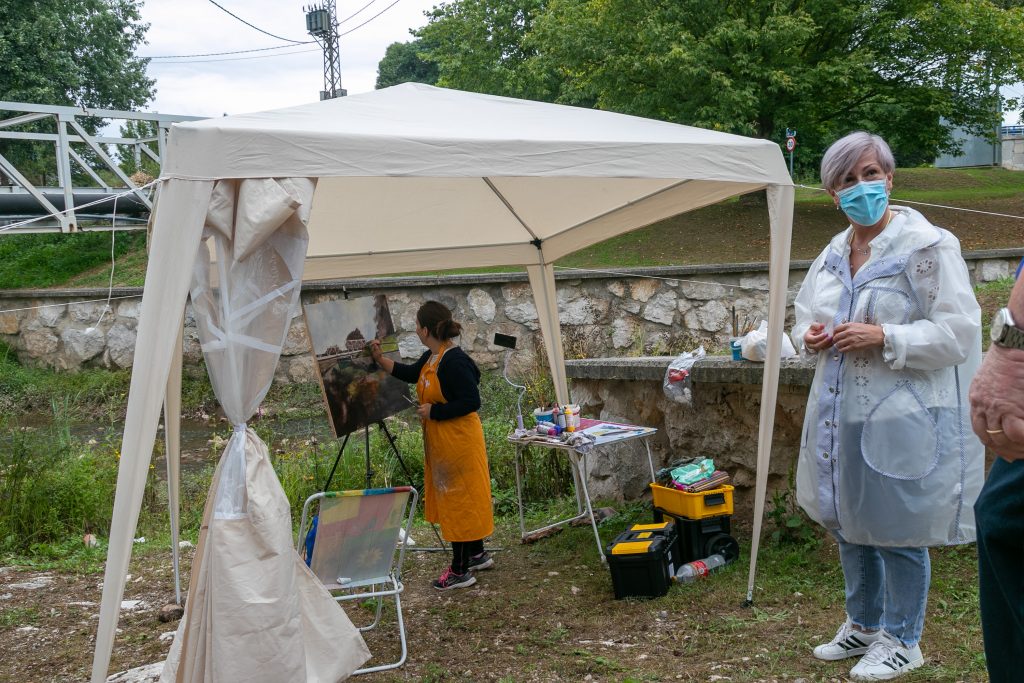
[139,0,438,118]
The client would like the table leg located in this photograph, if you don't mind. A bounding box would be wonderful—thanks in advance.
[572,450,606,564]
[644,438,656,483]
[514,444,526,539]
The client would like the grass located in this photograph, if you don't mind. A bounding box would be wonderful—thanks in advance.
[0,230,146,289]
[1,167,1021,289]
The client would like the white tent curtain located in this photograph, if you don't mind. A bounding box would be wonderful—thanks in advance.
[161,177,369,682]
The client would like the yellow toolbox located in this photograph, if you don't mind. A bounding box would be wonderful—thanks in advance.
[649,483,734,520]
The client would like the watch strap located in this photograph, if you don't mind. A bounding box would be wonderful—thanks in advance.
[996,322,1024,350]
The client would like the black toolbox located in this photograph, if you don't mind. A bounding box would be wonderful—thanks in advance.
[623,520,681,573]
[605,532,674,599]
[653,509,738,565]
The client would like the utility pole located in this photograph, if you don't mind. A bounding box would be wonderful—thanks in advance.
[305,2,346,100]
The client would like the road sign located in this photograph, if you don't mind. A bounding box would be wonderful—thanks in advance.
[785,137,796,152]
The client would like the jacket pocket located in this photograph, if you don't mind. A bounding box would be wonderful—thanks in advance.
[860,381,940,480]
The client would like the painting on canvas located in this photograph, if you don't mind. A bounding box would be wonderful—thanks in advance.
[304,294,412,437]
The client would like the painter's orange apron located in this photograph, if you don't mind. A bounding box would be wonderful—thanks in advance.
[417,343,494,542]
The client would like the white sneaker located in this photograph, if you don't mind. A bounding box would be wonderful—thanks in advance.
[813,619,882,660]
[849,631,924,681]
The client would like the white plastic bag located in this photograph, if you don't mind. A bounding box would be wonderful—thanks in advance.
[740,321,796,362]
[663,345,706,404]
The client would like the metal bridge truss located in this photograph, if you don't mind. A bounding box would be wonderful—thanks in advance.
[0,101,203,233]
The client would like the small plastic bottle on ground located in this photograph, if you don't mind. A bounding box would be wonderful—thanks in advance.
[673,553,727,583]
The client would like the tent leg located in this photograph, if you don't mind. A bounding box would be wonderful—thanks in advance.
[525,263,569,405]
[165,318,184,605]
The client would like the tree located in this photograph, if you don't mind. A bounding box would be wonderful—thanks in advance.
[375,40,439,89]
[413,0,550,100]
[0,0,154,184]
[416,0,1024,168]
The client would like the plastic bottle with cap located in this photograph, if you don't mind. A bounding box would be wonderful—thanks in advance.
[564,405,575,432]
[673,553,727,583]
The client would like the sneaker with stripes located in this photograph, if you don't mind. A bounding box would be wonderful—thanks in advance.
[849,631,924,681]
[813,619,882,661]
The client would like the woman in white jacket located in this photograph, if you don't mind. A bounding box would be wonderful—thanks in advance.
[791,131,984,681]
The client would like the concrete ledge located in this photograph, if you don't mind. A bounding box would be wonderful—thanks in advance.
[566,354,817,386]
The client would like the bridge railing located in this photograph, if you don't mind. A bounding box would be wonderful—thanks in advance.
[0,101,203,233]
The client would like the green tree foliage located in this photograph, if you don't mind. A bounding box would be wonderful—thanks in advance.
[375,39,440,89]
[414,0,550,99]
[0,0,154,184]
[415,0,1024,168]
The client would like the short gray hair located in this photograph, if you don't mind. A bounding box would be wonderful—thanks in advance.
[820,132,895,191]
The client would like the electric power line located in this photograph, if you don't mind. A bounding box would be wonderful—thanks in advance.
[338,0,378,25]
[206,0,308,44]
[148,47,322,65]
[145,42,315,60]
[339,0,404,38]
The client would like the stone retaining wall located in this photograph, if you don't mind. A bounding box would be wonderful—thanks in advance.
[566,356,815,517]
[1003,135,1024,171]
[0,250,1019,378]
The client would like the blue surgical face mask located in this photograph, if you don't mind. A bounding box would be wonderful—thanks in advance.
[836,179,889,226]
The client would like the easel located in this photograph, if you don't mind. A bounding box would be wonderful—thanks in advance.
[320,418,448,552]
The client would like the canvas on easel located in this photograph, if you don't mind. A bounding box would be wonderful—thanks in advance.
[303,294,412,437]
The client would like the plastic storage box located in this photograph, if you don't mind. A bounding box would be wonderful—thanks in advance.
[624,520,681,571]
[649,483,734,520]
[605,533,673,599]
[653,509,737,565]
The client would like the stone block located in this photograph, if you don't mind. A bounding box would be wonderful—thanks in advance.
[281,318,310,356]
[641,291,677,325]
[62,327,106,363]
[286,355,318,383]
[606,281,626,297]
[611,318,637,349]
[559,296,608,326]
[679,281,727,300]
[629,279,659,302]
[398,332,425,359]
[977,259,1009,282]
[36,303,65,327]
[505,300,538,328]
[118,300,142,319]
[22,325,59,357]
[107,323,138,369]
[0,311,19,335]
[467,288,496,323]
[69,301,107,323]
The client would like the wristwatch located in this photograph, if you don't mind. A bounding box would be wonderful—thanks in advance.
[991,307,1024,350]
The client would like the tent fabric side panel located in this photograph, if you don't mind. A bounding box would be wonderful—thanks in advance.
[526,263,569,405]
[91,179,214,683]
[165,319,185,605]
[745,183,795,603]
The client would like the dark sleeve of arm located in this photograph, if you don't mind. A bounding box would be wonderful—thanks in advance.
[430,352,481,420]
[389,351,429,384]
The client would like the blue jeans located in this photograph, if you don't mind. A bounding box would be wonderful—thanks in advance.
[834,533,931,647]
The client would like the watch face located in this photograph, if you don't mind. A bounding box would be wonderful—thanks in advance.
[991,309,1008,342]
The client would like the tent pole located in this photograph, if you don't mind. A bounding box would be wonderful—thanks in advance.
[164,315,184,605]
[525,262,569,405]
[745,183,795,606]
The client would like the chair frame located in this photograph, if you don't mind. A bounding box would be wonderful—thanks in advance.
[297,486,418,675]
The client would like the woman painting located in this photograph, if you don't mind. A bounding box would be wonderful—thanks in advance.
[370,301,495,590]
[791,132,984,681]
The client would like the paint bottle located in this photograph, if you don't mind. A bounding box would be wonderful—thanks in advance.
[564,405,575,432]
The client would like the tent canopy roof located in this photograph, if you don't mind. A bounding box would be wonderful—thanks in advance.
[165,84,793,279]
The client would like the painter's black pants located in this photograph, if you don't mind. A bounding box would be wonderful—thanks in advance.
[976,457,1024,683]
[450,539,484,574]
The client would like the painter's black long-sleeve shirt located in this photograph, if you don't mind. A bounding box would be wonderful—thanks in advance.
[390,346,481,421]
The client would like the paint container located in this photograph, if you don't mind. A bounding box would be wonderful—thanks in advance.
[533,407,555,424]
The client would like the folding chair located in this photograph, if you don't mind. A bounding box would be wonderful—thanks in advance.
[297,486,418,675]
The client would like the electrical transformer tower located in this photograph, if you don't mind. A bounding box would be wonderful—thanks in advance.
[305,1,346,100]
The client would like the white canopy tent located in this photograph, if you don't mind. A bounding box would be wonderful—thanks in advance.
[91,83,794,682]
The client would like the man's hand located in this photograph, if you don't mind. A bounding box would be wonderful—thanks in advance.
[416,403,432,420]
[832,322,885,353]
[970,345,1024,462]
[804,322,833,352]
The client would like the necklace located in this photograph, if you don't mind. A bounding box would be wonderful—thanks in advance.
[851,210,894,257]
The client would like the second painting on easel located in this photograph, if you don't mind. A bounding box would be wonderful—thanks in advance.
[304,294,413,437]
